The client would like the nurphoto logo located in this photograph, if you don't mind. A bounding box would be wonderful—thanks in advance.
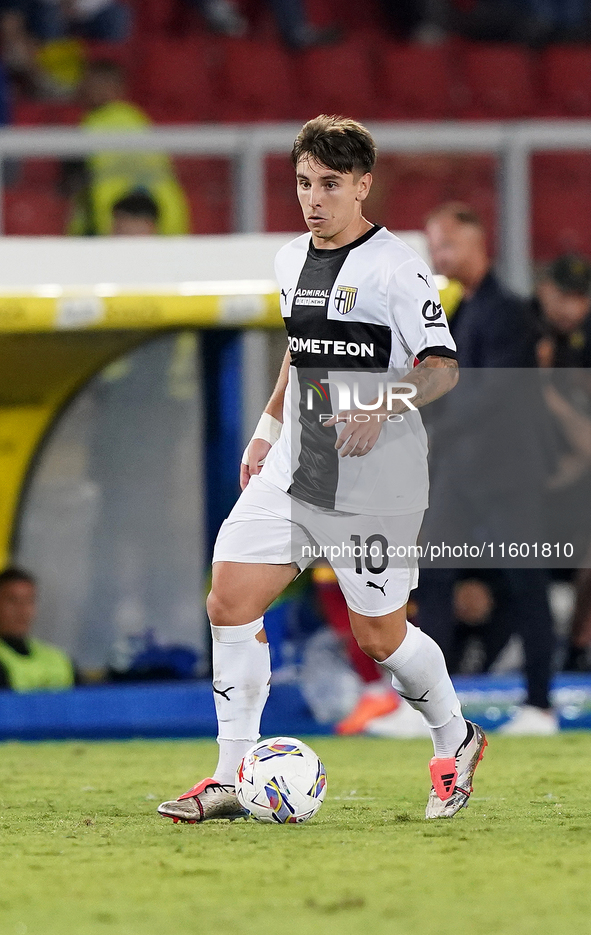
[304,379,417,422]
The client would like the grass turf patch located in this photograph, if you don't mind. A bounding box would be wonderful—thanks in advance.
[0,734,590,935]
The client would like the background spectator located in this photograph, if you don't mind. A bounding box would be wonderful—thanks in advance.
[532,254,591,673]
[534,255,591,368]
[0,0,130,97]
[0,567,76,691]
[445,0,591,43]
[311,565,400,735]
[111,189,160,235]
[65,59,189,235]
[183,0,340,48]
[419,201,558,735]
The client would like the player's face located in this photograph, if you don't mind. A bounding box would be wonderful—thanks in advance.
[426,216,485,282]
[296,157,371,245]
[0,581,37,638]
[537,280,591,333]
[112,213,158,236]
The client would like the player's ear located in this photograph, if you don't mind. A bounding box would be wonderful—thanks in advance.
[356,172,372,202]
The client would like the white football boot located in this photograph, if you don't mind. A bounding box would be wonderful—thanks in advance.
[425,720,487,819]
[158,778,248,824]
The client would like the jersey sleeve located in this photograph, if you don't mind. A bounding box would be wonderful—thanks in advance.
[387,257,457,362]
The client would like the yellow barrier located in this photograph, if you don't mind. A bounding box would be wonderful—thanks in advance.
[0,291,284,567]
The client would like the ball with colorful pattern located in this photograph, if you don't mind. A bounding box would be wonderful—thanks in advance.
[235,737,327,824]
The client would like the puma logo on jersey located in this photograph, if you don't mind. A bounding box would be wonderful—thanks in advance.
[417,272,430,287]
[366,579,388,596]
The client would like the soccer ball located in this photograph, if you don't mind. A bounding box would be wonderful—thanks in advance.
[235,736,327,824]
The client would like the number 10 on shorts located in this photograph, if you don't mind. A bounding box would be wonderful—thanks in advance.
[350,534,389,574]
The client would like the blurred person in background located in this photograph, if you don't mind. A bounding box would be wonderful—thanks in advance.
[0,567,76,691]
[379,0,449,41]
[64,59,189,235]
[183,0,340,48]
[311,565,401,735]
[533,254,591,673]
[534,254,591,369]
[445,0,591,43]
[420,201,558,736]
[0,0,131,96]
[111,189,160,235]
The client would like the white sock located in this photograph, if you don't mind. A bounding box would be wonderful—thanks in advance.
[430,715,469,759]
[380,622,466,758]
[210,617,271,785]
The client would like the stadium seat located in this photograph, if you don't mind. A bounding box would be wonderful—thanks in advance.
[13,158,61,188]
[13,101,83,126]
[4,188,67,235]
[379,44,455,120]
[532,153,591,259]
[266,156,305,232]
[175,157,232,233]
[371,154,496,243]
[458,45,539,118]
[131,36,214,122]
[295,38,378,120]
[216,40,296,121]
[134,0,175,33]
[541,47,591,116]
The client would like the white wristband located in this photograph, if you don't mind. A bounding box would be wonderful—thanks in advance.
[241,413,282,465]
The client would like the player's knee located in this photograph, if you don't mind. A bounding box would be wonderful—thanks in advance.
[355,633,390,663]
[206,589,238,627]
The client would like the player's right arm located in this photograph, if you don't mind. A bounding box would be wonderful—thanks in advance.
[240,347,290,490]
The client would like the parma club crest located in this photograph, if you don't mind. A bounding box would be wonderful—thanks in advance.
[334,285,358,315]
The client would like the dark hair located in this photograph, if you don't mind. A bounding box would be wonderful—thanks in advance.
[0,567,36,590]
[112,190,160,222]
[291,115,376,175]
[544,254,591,296]
[425,202,484,229]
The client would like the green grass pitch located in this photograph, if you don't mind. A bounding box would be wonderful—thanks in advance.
[1,734,591,935]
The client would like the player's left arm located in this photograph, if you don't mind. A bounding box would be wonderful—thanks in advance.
[324,355,458,457]
[324,256,458,458]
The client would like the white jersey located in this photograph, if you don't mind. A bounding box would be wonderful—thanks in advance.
[261,225,457,515]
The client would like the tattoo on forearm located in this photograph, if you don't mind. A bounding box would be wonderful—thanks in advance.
[395,357,459,411]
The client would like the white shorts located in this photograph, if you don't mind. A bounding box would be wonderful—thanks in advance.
[212,475,423,617]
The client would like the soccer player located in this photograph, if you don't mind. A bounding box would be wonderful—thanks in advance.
[158,116,486,823]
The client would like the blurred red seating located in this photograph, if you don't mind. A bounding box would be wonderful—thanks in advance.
[369,154,495,240]
[458,45,538,118]
[266,155,305,232]
[131,0,175,33]
[541,46,591,116]
[175,157,232,232]
[296,38,378,120]
[379,44,455,119]
[216,40,296,121]
[13,100,83,126]
[532,153,591,258]
[4,188,67,235]
[131,36,214,122]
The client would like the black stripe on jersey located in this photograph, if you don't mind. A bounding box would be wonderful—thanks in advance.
[415,346,458,362]
[289,367,339,509]
[287,229,383,509]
